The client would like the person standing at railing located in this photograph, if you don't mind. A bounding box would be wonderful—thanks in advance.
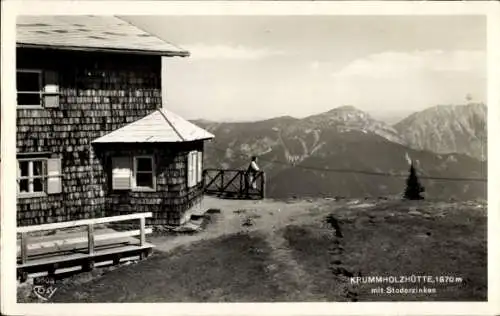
[246,156,260,190]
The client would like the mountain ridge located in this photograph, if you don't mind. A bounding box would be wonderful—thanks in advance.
[193,103,486,200]
[393,103,486,161]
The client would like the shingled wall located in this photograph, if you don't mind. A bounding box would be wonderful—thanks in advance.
[93,142,205,226]
[16,48,197,226]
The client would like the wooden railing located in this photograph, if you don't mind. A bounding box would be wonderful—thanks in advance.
[17,212,153,281]
[203,169,265,199]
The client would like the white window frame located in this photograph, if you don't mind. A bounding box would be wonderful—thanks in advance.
[17,69,43,109]
[17,157,48,197]
[187,151,203,188]
[196,151,203,184]
[132,155,156,191]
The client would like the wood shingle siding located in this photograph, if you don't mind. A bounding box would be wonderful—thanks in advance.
[95,142,204,226]
[16,48,165,226]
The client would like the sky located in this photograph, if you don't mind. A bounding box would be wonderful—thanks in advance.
[124,15,486,123]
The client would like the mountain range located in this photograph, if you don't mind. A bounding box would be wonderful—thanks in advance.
[194,103,487,200]
[394,103,486,161]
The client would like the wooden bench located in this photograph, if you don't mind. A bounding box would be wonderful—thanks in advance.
[17,212,154,282]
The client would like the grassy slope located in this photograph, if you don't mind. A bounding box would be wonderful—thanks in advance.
[45,199,486,302]
[51,233,293,302]
[282,201,486,301]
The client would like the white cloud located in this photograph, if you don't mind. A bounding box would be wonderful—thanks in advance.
[310,61,320,70]
[323,49,486,113]
[184,43,285,60]
[331,50,485,79]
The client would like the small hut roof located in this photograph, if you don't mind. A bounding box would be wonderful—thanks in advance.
[92,108,214,143]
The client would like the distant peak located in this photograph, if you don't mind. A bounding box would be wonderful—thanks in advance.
[275,115,297,120]
[261,115,298,123]
[323,105,372,120]
[328,105,361,113]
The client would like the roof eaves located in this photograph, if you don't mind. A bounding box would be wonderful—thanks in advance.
[16,42,190,57]
[117,17,191,58]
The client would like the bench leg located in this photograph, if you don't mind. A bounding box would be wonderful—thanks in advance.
[19,270,28,283]
[140,248,153,260]
[48,266,56,277]
[142,248,153,260]
[82,260,94,272]
[113,255,122,265]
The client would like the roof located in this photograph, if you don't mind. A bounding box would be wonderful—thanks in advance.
[16,15,189,57]
[92,108,215,144]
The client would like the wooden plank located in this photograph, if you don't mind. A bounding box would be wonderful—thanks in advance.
[18,212,153,233]
[28,256,143,278]
[18,243,155,269]
[204,168,242,173]
[139,217,145,247]
[21,233,28,265]
[16,228,153,253]
[19,236,140,259]
[88,224,95,255]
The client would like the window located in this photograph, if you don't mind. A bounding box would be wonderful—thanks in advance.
[111,155,156,191]
[187,151,203,188]
[17,70,42,107]
[16,69,60,108]
[18,159,46,194]
[134,156,155,190]
[17,156,62,197]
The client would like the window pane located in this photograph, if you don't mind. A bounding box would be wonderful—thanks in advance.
[33,178,45,192]
[136,157,152,172]
[19,161,29,177]
[33,160,45,176]
[17,93,41,106]
[17,71,40,92]
[19,179,29,193]
[136,173,153,188]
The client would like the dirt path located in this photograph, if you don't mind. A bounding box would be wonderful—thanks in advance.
[150,196,346,302]
[264,229,324,301]
[150,196,337,253]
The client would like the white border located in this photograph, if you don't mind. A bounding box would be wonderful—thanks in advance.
[2,1,499,316]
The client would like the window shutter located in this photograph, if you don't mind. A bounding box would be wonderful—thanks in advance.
[17,161,20,193]
[112,157,132,190]
[193,152,198,185]
[187,152,193,188]
[43,70,59,108]
[47,158,62,194]
[197,151,203,184]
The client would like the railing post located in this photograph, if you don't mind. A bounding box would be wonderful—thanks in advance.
[140,217,145,247]
[202,170,206,192]
[261,172,266,199]
[245,171,249,197]
[239,171,243,197]
[88,224,94,255]
[220,171,224,196]
[21,232,28,265]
